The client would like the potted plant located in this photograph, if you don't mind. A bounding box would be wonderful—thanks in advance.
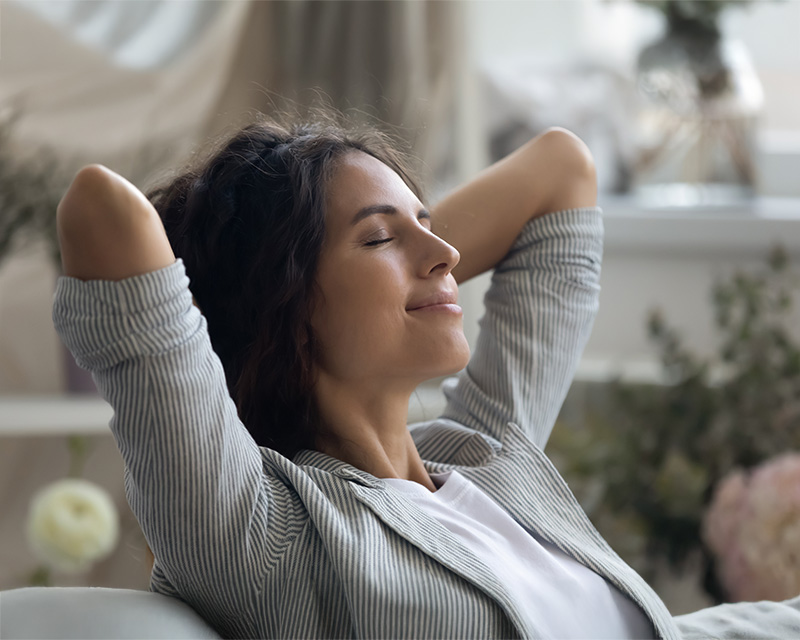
[548,242,800,603]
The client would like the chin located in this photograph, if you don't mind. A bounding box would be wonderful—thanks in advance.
[404,333,471,382]
[432,340,471,378]
[451,350,471,374]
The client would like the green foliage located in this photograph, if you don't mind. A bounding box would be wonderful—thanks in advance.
[67,435,93,479]
[549,244,800,593]
[0,113,71,267]
[0,110,182,270]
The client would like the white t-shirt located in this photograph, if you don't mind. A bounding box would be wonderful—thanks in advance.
[383,470,655,639]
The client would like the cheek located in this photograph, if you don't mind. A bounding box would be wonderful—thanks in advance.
[313,259,408,360]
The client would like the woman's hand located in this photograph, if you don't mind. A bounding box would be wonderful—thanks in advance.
[57,164,175,280]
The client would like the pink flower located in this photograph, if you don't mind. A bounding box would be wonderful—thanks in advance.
[702,453,800,602]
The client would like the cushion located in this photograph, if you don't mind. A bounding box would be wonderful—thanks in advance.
[0,587,221,639]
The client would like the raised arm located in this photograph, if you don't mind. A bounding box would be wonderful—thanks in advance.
[53,166,276,624]
[431,127,597,284]
[428,129,603,449]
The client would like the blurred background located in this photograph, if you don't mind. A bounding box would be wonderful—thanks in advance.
[2,0,800,615]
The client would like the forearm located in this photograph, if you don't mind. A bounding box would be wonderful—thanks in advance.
[440,207,604,448]
[55,166,270,584]
[430,127,597,284]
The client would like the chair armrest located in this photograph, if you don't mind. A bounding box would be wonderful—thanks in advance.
[0,587,221,639]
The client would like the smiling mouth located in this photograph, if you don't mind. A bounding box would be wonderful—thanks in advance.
[407,303,463,314]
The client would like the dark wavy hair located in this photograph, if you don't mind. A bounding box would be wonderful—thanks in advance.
[146,111,425,460]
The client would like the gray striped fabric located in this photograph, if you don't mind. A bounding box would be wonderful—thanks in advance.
[53,207,680,639]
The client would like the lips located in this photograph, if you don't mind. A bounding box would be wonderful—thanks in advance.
[406,290,459,311]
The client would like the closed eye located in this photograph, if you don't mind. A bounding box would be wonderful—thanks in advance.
[364,237,393,247]
[361,210,429,247]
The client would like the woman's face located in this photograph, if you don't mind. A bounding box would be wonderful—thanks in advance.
[311,150,470,389]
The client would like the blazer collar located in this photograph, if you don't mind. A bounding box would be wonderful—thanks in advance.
[290,419,490,487]
[292,447,383,488]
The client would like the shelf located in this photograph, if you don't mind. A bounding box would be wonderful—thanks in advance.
[0,395,113,437]
[0,359,672,437]
[599,193,800,255]
[0,389,451,437]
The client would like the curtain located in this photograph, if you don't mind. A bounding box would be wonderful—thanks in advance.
[205,0,466,195]
[0,0,248,162]
[0,0,250,397]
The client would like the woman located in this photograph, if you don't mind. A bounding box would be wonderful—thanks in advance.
[53,114,798,639]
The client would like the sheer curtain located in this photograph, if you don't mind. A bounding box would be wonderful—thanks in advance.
[20,0,228,70]
[2,0,466,190]
[0,0,247,162]
[205,0,467,194]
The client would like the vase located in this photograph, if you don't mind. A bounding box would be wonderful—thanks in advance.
[632,18,764,208]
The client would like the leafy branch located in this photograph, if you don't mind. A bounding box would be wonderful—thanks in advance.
[0,109,185,270]
[548,244,800,599]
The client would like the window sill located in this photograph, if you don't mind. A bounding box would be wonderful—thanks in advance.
[0,395,111,437]
[598,193,800,255]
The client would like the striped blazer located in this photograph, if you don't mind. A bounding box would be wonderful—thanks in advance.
[53,206,800,639]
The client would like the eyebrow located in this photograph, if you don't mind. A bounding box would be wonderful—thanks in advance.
[351,204,431,226]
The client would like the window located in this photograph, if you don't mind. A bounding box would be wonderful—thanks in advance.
[465,0,800,197]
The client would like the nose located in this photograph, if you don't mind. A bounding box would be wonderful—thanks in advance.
[420,230,460,278]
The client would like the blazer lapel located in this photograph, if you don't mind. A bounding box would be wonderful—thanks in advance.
[449,421,682,640]
[343,474,536,638]
[293,444,533,636]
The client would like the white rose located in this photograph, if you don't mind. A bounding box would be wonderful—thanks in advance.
[26,478,120,573]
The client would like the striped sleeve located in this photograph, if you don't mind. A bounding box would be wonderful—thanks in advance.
[439,207,603,449]
[52,259,271,606]
[675,596,800,639]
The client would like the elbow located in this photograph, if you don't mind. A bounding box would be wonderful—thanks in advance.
[57,164,175,280]
[59,164,113,214]
[541,127,597,178]
[536,128,598,213]
[57,165,122,275]
[57,165,115,244]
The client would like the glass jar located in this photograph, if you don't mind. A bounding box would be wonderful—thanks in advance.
[632,19,764,208]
